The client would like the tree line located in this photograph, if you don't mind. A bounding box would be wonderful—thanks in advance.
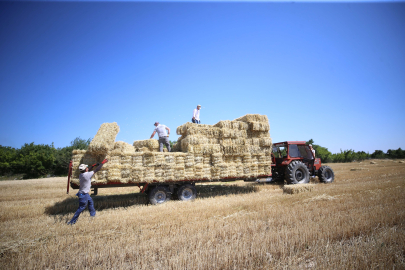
[0,138,91,179]
[0,138,403,179]
[307,139,405,163]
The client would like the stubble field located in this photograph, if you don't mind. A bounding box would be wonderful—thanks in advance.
[1,160,404,269]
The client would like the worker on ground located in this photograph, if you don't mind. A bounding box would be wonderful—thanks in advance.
[67,159,108,225]
[192,104,201,124]
[150,122,171,152]
[309,144,315,158]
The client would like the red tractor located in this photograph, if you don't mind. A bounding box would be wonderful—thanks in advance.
[271,141,334,184]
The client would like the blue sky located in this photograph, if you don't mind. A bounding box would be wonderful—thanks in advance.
[0,1,404,154]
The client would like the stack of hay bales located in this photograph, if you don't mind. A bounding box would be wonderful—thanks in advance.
[70,114,272,187]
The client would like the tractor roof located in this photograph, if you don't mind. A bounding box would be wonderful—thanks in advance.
[273,141,307,146]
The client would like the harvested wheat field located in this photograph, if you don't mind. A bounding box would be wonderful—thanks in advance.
[1,160,404,269]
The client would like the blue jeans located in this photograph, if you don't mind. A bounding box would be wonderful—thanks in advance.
[192,118,200,124]
[68,192,95,224]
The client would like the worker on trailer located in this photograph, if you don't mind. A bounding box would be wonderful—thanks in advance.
[67,160,108,225]
[192,104,201,124]
[150,122,171,152]
[309,144,315,158]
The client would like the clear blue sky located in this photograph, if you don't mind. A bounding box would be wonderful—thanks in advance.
[0,1,404,154]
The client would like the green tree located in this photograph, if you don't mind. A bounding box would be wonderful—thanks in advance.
[371,150,385,159]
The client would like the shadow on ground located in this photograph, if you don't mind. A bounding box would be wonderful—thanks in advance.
[45,184,260,215]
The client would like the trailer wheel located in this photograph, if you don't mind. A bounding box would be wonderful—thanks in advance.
[285,161,310,184]
[318,166,335,183]
[148,186,171,205]
[177,184,196,202]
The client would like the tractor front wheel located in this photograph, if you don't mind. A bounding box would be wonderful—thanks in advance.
[285,161,310,184]
[318,166,335,183]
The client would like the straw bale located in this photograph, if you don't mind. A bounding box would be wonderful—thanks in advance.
[221,138,233,146]
[224,155,234,163]
[235,164,244,176]
[260,138,272,147]
[232,138,245,145]
[250,164,258,176]
[234,114,268,123]
[130,167,144,182]
[283,184,315,194]
[107,165,121,182]
[109,155,121,165]
[155,154,165,166]
[247,130,271,138]
[234,156,243,164]
[88,122,119,155]
[214,120,232,129]
[242,153,252,164]
[143,153,155,167]
[132,153,143,167]
[194,155,203,165]
[212,153,223,165]
[250,122,270,132]
[243,165,251,177]
[133,139,159,152]
[181,135,209,149]
[72,149,87,155]
[211,166,221,180]
[203,155,211,165]
[251,138,260,146]
[121,165,132,178]
[113,141,135,153]
[144,167,155,182]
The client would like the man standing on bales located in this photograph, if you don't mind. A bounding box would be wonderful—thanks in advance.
[67,159,108,225]
[192,104,201,124]
[150,122,171,152]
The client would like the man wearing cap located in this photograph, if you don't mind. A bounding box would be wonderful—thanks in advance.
[67,160,108,225]
[150,122,171,152]
[192,105,201,124]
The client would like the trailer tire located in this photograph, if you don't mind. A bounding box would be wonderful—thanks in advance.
[148,186,171,205]
[177,184,196,202]
[318,166,335,183]
[285,161,310,184]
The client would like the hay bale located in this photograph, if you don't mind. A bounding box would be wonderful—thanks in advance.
[88,122,120,155]
[399,160,404,163]
[350,168,368,171]
[133,139,159,152]
[283,184,315,194]
[234,114,268,123]
[370,161,377,164]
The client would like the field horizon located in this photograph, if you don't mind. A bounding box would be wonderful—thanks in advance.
[1,160,404,269]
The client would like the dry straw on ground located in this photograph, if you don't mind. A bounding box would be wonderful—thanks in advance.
[1,161,404,269]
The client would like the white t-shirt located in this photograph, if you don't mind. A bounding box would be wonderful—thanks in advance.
[79,171,94,194]
[154,124,168,138]
[193,108,200,121]
[312,149,316,158]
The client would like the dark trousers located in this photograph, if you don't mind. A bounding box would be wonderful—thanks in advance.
[192,118,200,124]
[159,136,171,152]
[68,192,95,224]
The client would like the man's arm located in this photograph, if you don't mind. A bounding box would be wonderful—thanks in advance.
[165,127,170,136]
[92,159,108,177]
[150,130,156,139]
[192,109,196,120]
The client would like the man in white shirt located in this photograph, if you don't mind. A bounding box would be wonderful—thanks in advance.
[67,159,108,225]
[309,144,316,158]
[150,122,171,152]
[192,104,201,124]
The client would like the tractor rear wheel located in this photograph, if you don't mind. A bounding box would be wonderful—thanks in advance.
[148,186,171,205]
[318,166,335,183]
[285,161,310,184]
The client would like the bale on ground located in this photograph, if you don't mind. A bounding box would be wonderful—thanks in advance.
[283,184,315,194]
